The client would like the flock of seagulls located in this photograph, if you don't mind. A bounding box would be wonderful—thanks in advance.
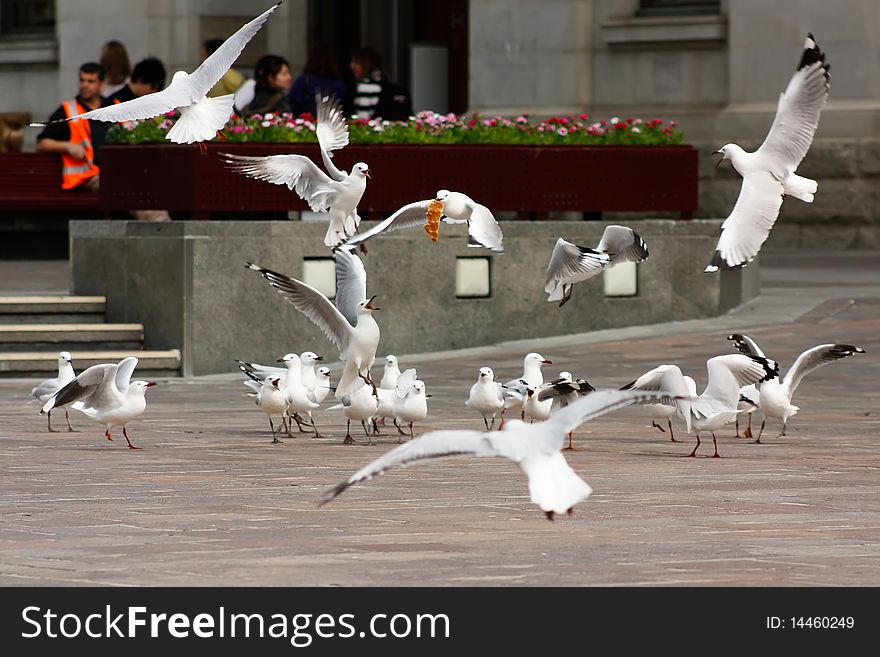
[27,14,865,519]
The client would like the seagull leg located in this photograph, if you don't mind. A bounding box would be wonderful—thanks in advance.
[197,141,208,156]
[711,433,720,458]
[652,420,666,433]
[544,511,555,521]
[688,434,701,457]
[105,428,113,442]
[343,419,356,445]
[563,432,574,450]
[122,426,141,450]
[668,419,677,442]
[753,418,766,444]
[309,416,324,439]
[558,285,573,308]
[215,129,226,142]
[777,422,787,438]
[409,422,415,441]
[735,416,742,438]
[394,419,407,436]
[497,408,506,431]
[47,410,59,433]
[269,418,283,444]
[483,416,490,431]
[65,410,76,432]
[743,414,753,439]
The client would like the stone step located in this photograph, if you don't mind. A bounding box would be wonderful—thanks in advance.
[0,296,107,324]
[0,323,143,351]
[0,349,182,378]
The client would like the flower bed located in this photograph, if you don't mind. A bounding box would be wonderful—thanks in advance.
[106,110,683,147]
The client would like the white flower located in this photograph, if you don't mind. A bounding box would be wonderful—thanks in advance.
[264,113,274,120]
[631,126,641,133]
[261,120,270,127]
[610,116,620,124]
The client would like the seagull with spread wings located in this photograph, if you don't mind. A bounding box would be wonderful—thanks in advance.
[40,356,156,449]
[320,389,680,520]
[706,34,830,272]
[30,3,283,151]
[246,248,380,398]
[339,189,503,252]
[223,94,370,247]
[544,225,649,306]
[727,334,865,442]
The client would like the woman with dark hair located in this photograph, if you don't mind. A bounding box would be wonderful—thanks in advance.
[241,54,293,117]
[288,42,347,116]
[99,40,132,98]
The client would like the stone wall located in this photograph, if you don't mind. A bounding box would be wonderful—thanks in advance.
[70,219,758,376]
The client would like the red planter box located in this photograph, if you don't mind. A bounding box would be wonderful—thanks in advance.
[99,143,698,218]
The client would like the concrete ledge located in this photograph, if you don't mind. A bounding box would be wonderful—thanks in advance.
[70,219,758,376]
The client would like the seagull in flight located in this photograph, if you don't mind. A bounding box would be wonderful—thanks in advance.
[706,33,830,271]
[545,225,649,306]
[246,248,381,398]
[727,334,865,442]
[339,189,503,253]
[223,93,370,246]
[320,389,677,520]
[40,356,156,449]
[30,2,283,151]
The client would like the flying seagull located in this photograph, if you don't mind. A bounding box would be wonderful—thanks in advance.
[223,93,370,247]
[706,33,830,272]
[545,225,649,306]
[320,389,679,520]
[30,2,284,151]
[339,190,504,253]
[246,248,381,398]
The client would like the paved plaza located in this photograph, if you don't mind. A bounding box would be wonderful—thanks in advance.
[0,250,878,586]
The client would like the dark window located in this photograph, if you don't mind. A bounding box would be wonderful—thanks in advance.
[637,0,721,17]
[0,0,55,36]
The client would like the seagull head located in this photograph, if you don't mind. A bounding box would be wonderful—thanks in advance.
[354,162,371,179]
[317,366,331,378]
[714,144,735,167]
[478,366,494,381]
[385,354,398,365]
[558,371,573,382]
[525,352,552,366]
[300,351,323,364]
[362,295,380,312]
[268,376,281,389]
[435,189,450,201]
[171,70,189,84]
[277,353,301,365]
[59,351,72,364]
[130,380,157,395]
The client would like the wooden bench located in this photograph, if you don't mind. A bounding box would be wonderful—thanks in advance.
[0,152,101,215]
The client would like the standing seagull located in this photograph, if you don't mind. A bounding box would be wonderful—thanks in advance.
[706,34,830,271]
[40,357,156,449]
[545,225,649,306]
[320,389,677,520]
[465,367,505,430]
[249,375,288,444]
[246,247,380,398]
[727,335,866,442]
[339,189,504,252]
[31,351,77,432]
[30,3,283,151]
[223,94,370,246]
[501,352,552,422]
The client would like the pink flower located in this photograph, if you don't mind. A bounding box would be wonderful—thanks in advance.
[232,125,243,133]
[261,120,271,127]
[557,127,568,136]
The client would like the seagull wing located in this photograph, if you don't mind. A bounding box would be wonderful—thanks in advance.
[395,368,418,398]
[726,333,766,359]
[782,343,865,396]
[42,363,118,413]
[756,34,830,176]
[316,93,350,182]
[221,152,339,212]
[704,171,785,272]
[332,247,367,328]
[545,238,610,296]
[703,354,779,407]
[114,356,139,394]
[337,199,433,250]
[619,366,692,430]
[320,429,500,505]
[246,262,353,354]
[34,88,190,125]
[596,225,649,265]
[463,202,504,252]
[186,2,283,99]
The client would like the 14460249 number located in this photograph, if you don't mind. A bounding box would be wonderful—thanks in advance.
[790,617,854,629]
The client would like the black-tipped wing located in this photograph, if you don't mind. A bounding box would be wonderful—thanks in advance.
[596,225,649,265]
[783,343,865,395]
[726,333,767,359]
[756,33,830,175]
[42,363,118,413]
[545,237,610,300]
[537,378,595,401]
[319,429,499,505]
[463,203,504,252]
[246,262,352,353]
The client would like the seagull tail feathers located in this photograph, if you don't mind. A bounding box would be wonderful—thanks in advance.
[782,173,817,203]
[166,94,235,144]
